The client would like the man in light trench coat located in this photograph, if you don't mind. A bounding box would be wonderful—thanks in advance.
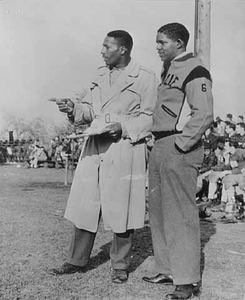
[49,30,158,283]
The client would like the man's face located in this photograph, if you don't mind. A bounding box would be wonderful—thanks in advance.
[204,149,211,156]
[156,32,178,62]
[101,36,122,68]
[230,160,238,168]
[225,126,231,134]
[236,125,241,134]
[217,142,225,150]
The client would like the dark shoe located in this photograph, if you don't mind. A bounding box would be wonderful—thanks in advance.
[165,284,201,299]
[142,273,173,285]
[236,214,245,221]
[218,217,238,224]
[199,209,211,219]
[111,269,128,284]
[49,262,86,275]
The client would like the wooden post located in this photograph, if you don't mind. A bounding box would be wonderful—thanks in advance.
[71,139,75,179]
[194,0,211,70]
[64,155,69,185]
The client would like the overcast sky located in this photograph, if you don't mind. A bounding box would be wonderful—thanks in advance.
[0,0,245,132]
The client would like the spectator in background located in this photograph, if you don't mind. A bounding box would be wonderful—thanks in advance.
[204,122,219,150]
[54,136,60,144]
[225,122,237,140]
[54,140,65,168]
[14,140,22,162]
[207,137,231,202]
[237,115,244,124]
[23,139,33,162]
[216,116,226,136]
[34,138,40,147]
[217,141,245,216]
[47,138,56,160]
[235,122,245,148]
[226,113,233,123]
[0,141,8,163]
[196,142,217,209]
[72,138,84,162]
[19,140,26,162]
[29,145,48,168]
[214,136,228,167]
[196,142,217,198]
[61,138,71,156]
[6,144,13,163]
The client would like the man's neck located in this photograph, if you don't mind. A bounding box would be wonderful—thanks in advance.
[164,50,187,66]
[173,49,187,60]
[110,56,131,70]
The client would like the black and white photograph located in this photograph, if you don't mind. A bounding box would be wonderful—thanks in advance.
[0,1,244,299]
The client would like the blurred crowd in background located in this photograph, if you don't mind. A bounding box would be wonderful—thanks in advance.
[0,135,85,169]
[196,113,245,222]
[1,112,245,222]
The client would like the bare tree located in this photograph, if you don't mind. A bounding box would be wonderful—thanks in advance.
[0,114,74,145]
[0,114,27,140]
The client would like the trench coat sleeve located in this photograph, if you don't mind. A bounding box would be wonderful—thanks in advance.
[70,89,96,125]
[122,73,159,143]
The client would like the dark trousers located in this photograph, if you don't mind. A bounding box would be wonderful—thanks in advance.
[68,225,134,270]
[148,135,203,285]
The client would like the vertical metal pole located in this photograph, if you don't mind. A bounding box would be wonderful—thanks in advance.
[194,0,211,70]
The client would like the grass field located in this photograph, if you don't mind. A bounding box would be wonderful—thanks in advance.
[0,164,244,300]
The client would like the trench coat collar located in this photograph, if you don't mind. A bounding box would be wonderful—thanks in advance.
[93,59,140,82]
[92,59,140,107]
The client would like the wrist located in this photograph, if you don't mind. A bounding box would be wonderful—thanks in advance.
[67,109,74,118]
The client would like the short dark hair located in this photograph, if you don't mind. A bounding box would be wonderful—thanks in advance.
[237,122,245,130]
[216,116,222,122]
[213,121,218,128]
[217,136,226,144]
[157,23,190,47]
[204,142,211,149]
[228,123,236,131]
[107,30,133,53]
[229,140,239,148]
[238,115,244,120]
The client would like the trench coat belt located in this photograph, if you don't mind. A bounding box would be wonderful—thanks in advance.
[94,113,132,123]
[152,130,182,140]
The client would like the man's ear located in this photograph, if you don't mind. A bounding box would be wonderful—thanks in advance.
[176,39,184,49]
[120,46,127,55]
